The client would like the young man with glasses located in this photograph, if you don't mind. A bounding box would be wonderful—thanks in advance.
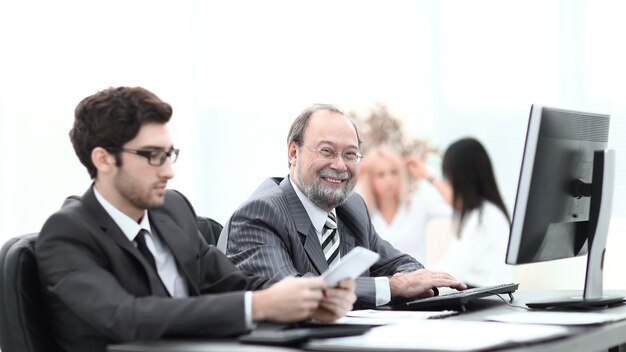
[218,104,466,308]
[36,88,356,352]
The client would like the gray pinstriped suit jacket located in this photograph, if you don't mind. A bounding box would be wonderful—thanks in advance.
[217,177,423,307]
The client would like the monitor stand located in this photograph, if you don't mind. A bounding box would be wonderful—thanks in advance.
[526,150,624,309]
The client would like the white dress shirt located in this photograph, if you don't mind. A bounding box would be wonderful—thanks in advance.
[290,179,391,306]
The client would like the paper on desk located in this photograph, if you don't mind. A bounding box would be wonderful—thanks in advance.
[306,320,570,351]
[334,309,458,325]
[486,310,626,325]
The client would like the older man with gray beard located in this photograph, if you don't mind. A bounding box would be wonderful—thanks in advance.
[218,104,466,308]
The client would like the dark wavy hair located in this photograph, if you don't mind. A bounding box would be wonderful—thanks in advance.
[442,138,510,235]
[70,87,172,179]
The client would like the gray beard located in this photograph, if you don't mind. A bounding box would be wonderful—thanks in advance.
[295,165,353,210]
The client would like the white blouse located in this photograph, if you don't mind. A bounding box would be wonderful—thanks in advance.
[371,184,452,265]
[433,201,514,286]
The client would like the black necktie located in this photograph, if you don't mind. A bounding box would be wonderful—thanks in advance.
[134,229,171,296]
[134,229,159,274]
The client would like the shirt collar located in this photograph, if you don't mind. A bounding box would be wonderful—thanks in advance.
[94,187,152,241]
[289,176,336,235]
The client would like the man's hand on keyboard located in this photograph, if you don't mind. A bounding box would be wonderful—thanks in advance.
[389,269,467,301]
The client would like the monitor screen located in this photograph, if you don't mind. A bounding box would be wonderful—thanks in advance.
[505,105,621,309]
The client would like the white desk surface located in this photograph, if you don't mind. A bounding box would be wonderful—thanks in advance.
[108,290,626,352]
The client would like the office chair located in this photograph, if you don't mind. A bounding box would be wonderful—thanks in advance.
[197,216,223,246]
[0,233,60,352]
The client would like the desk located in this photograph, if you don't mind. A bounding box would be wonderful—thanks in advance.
[108,290,626,352]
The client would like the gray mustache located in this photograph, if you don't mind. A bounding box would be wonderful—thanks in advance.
[319,169,350,180]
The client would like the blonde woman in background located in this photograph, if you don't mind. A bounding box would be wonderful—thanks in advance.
[358,145,452,264]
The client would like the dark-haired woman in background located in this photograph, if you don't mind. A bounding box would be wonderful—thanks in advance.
[422,138,513,287]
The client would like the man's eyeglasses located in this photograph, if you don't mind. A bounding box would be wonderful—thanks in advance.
[302,145,363,164]
[105,147,179,166]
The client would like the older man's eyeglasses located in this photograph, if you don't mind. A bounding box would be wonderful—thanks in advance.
[302,145,363,164]
[105,147,179,166]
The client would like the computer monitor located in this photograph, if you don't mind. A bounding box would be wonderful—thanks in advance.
[506,104,622,309]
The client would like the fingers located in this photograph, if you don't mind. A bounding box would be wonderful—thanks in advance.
[314,297,353,323]
[297,285,323,304]
[390,269,467,300]
[427,270,467,290]
[304,299,321,312]
[284,277,326,300]
[316,281,357,321]
[266,276,355,323]
[320,286,356,314]
[454,282,468,290]
[417,288,436,298]
[322,290,356,308]
[292,276,326,290]
[319,298,353,315]
[325,278,356,309]
[312,306,337,323]
[280,277,324,304]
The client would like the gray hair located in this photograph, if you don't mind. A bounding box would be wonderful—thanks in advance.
[287,104,362,145]
[286,104,362,168]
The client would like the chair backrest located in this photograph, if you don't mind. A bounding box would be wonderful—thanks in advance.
[0,233,59,352]
[196,216,223,246]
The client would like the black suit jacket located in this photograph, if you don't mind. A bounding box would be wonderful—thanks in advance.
[217,177,423,307]
[36,187,267,352]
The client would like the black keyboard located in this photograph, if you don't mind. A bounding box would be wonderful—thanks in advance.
[390,282,519,312]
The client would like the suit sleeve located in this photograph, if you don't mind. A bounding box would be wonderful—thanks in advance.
[37,213,250,342]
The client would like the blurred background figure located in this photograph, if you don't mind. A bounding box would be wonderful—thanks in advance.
[354,105,451,264]
[359,145,452,264]
[429,137,514,287]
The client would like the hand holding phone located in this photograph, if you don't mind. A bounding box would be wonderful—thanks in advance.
[321,247,380,287]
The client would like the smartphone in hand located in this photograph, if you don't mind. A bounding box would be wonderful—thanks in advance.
[321,247,380,287]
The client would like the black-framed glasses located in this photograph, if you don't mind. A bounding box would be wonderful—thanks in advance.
[105,147,179,166]
[302,144,363,164]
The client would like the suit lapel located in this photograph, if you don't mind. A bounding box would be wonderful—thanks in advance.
[149,211,200,295]
[280,178,328,274]
[81,187,169,296]
[336,206,357,256]
[81,187,137,253]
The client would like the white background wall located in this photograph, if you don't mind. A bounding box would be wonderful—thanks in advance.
[1,0,624,290]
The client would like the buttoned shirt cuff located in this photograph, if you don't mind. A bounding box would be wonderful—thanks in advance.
[374,277,391,306]
[245,291,255,329]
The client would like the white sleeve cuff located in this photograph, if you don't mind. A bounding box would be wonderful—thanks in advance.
[374,277,391,306]
[245,291,255,329]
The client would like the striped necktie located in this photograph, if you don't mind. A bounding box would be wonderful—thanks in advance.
[322,212,340,268]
